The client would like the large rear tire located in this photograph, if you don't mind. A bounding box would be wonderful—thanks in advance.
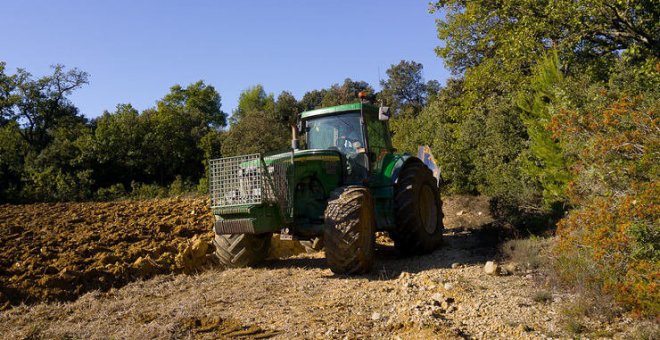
[390,161,444,255]
[213,233,271,268]
[323,186,375,274]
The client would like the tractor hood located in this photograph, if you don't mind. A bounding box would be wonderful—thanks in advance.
[263,149,342,165]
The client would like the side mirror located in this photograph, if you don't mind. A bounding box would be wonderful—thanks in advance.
[297,119,306,134]
[378,106,390,121]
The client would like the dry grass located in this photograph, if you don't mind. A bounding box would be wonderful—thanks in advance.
[500,236,552,270]
[532,290,552,304]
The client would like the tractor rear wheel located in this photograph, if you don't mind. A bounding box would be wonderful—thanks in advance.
[213,233,271,268]
[323,186,375,274]
[391,161,444,255]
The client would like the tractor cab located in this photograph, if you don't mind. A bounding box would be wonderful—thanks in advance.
[299,102,392,184]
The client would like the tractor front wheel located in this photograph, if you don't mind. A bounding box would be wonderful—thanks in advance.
[213,233,271,268]
[323,186,375,274]
[391,161,444,255]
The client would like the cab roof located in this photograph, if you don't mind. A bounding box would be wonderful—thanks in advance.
[300,102,379,119]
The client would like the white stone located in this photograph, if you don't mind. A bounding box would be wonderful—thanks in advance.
[484,261,499,275]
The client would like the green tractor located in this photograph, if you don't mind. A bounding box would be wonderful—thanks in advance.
[209,99,444,274]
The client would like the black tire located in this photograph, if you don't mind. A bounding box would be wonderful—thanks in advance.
[213,233,271,268]
[299,237,324,253]
[390,160,444,255]
[323,186,375,274]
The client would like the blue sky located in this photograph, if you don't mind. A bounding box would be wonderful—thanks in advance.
[1,1,449,119]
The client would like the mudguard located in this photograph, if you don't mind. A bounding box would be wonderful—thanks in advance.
[388,145,441,186]
[417,145,441,185]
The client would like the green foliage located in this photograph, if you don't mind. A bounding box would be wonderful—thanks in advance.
[21,124,95,201]
[95,183,127,201]
[517,51,570,206]
[0,122,28,201]
[320,78,373,107]
[232,84,275,123]
[129,181,168,199]
[551,61,659,316]
[0,62,228,202]
[221,85,291,157]
[379,60,439,116]
[274,91,300,125]
[222,109,289,157]
[93,104,148,188]
[1,64,88,151]
[158,80,226,128]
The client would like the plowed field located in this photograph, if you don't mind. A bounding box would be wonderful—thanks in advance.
[0,197,216,309]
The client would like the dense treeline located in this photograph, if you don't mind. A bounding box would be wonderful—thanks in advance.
[0,61,435,203]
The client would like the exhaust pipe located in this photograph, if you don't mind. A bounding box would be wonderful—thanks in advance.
[291,124,299,150]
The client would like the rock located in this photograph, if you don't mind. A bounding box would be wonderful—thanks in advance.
[431,293,445,304]
[484,261,499,275]
[451,263,461,269]
[371,312,381,321]
[398,272,410,280]
[444,282,455,291]
[456,210,465,216]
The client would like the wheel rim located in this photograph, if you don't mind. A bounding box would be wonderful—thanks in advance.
[419,185,438,234]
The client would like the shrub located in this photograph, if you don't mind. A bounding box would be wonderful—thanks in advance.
[130,182,168,199]
[551,94,659,316]
[501,236,552,269]
[95,183,127,201]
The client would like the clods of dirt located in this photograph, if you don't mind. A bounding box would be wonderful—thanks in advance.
[0,197,214,308]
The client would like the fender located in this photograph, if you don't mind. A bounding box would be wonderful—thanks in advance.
[386,145,441,186]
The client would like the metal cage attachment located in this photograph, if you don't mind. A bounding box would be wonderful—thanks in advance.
[209,153,292,215]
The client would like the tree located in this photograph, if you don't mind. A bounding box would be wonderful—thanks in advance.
[221,110,289,157]
[413,0,659,220]
[129,81,226,185]
[320,78,373,107]
[222,86,290,156]
[92,104,149,188]
[0,121,28,201]
[158,80,226,128]
[274,91,300,125]
[1,64,88,151]
[22,123,94,201]
[299,89,327,111]
[0,62,21,126]
[231,84,275,123]
[517,51,570,206]
[379,60,438,115]
[432,0,659,77]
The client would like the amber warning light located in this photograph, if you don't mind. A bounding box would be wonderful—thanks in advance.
[358,91,367,98]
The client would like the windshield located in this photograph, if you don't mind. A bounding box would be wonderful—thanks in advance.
[306,112,365,155]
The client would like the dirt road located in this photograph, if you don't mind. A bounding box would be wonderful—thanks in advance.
[0,197,645,339]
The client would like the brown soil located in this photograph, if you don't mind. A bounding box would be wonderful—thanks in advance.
[0,197,216,308]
